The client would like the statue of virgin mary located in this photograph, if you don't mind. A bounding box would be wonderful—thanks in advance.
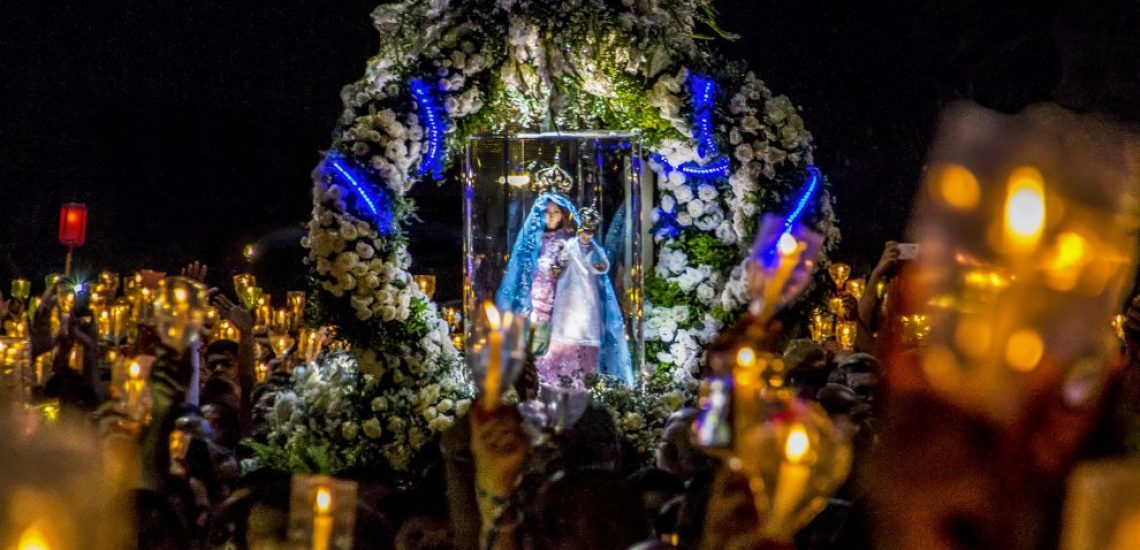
[494,169,633,387]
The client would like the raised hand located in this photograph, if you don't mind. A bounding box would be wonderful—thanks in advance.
[180,261,209,284]
[213,294,253,333]
[870,241,900,283]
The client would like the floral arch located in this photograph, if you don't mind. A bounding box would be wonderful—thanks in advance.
[257,0,839,473]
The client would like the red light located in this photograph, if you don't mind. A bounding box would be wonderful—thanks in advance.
[59,203,88,247]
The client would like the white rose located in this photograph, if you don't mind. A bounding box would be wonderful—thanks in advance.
[696,283,716,303]
[686,200,704,218]
[339,223,359,241]
[362,417,383,439]
[677,213,693,226]
[340,421,359,440]
[674,185,693,203]
[356,242,375,260]
[698,184,718,201]
[661,194,676,213]
[735,144,755,163]
[371,396,388,412]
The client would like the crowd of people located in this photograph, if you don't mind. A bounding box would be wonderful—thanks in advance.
[2,237,1138,550]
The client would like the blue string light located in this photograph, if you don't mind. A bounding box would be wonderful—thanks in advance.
[410,78,447,180]
[784,166,821,230]
[650,73,730,180]
[689,74,718,160]
[326,153,396,235]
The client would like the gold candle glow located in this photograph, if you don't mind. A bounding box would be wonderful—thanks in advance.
[482,302,502,410]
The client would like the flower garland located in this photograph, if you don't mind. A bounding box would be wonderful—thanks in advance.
[258,0,840,473]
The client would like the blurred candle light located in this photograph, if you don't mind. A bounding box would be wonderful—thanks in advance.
[482,302,503,410]
[16,523,52,550]
[934,163,981,210]
[413,275,437,300]
[1112,314,1126,342]
[828,263,850,290]
[11,278,32,301]
[1005,329,1045,372]
[835,321,857,351]
[1003,166,1047,253]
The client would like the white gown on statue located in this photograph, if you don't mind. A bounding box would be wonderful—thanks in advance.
[550,237,610,346]
[534,237,611,387]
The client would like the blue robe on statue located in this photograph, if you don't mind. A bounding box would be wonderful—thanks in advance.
[495,193,634,386]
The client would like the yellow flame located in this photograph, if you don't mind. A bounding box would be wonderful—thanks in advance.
[1005,329,1044,372]
[784,424,810,463]
[483,301,501,331]
[777,233,798,256]
[736,346,756,368]
[17,524,51,550]
[1004,166,1046,251]
[128,361,141,379]
[314,486,333,516]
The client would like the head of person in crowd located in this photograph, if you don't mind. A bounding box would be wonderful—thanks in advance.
[204,339,240,386]
[627,467,685,537]
[533,468,649,550]
[656,408,712,481]
[834,352,880,407]
[783,338,830,397]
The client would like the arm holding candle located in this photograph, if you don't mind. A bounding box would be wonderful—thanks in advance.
[469,404,529,549]
[214,294,256,416]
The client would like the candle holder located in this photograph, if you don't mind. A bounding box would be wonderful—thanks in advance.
[214,319,241,343]
[835,320,857,351]
[809,309,834,343]
[288,475,358,550]
[746,214,825,323]
[413,275,437,301]
[99,271,120,297]
[845,278,866,301]
[10,278,31,301]
[734,395,852,544]
[241,286,263,311]
[287,291,307,328]
[153,277,209,351]
[468,302,528,408]
[112,355,153,422]
[297,328,327,364]
[828,263,851,292]
[234,274,256,303]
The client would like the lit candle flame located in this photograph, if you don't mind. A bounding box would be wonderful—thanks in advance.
[777,232,798,256]
[314,486,332,516]
[1004,166,1046,251]
[128,361,141,380]
[736,346,756,367]
[483,301,501,330]
[784,424,810,463]
[17,524,51,550]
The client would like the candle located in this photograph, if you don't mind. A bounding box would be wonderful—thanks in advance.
[756,233,803,320]
[836,320,857,350]
[769,423,812,540]
[483,302,502,410]
[845,278,866,300]
[16,523,51,550]
[1003,166,1047,254]
[126,360,143,410]
[11,278,32,301]
[312,486,333,550]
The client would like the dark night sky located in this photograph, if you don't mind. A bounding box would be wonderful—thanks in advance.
[2,0,1137,300]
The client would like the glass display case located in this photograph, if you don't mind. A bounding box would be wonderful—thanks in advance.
[464,132,645,386]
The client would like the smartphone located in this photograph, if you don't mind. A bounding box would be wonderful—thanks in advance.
[897,243,919,260]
